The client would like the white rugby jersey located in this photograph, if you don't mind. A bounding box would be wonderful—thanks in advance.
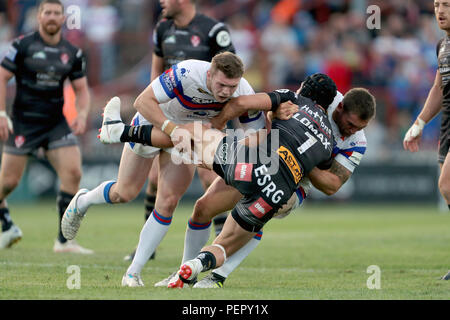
[150,59,265,133]
[327,91,367,173]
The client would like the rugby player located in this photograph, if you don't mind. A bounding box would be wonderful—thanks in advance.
[0,0,92,253]
[403,0,450,280]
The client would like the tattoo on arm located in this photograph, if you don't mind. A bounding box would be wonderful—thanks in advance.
[329,160,351,184]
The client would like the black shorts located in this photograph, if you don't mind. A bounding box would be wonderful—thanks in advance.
[213,136,298,232]
[438,116,449,164]
[4,118,78,156]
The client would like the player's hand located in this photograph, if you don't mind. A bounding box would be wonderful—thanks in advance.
[273,101,299,120]
[0,112,13,141]
[70,114,88,135]
[403,119,425,152]
[210,114,227,130]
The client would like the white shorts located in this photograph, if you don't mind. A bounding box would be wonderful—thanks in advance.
[125,112,199,163]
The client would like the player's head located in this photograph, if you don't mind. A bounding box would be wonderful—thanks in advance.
[334,88,376,137]
[160,0,196,19]
[298,73,337,110]
[435,0,450,32]
[207,52,244,103]
[38,0,65,36]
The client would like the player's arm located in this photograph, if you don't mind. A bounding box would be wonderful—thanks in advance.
[308,159,352,195]
[133,83,178,137]
[211,90,298,129]
[70,76,91,135]
[0,66,14,141]
[403,70,443,152]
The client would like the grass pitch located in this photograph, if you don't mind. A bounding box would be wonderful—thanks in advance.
[0,200,449,300]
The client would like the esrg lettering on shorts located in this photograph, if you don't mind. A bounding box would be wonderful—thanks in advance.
[234,163,253,182]
[277,146,302,184]
[249,197,272,218]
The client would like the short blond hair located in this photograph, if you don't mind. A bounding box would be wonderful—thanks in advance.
[210,52,244,79]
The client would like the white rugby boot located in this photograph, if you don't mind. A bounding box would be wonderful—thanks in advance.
[168,259,202,288]
[99,96,125,144]
[61,189,89,240]
[0,225,22,249]
[121,273,144,287]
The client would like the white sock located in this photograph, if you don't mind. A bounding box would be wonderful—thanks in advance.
[182,219,212,264]
[127,209,172,275]
[212,230,262,278]
[77,180,116,213]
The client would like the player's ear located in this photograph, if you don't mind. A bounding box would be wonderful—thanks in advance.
[296,82,304,95]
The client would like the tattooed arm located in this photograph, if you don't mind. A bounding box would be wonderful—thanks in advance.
[308,160,352,196]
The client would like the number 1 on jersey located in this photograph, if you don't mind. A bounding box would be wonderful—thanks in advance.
[297,132,318,155]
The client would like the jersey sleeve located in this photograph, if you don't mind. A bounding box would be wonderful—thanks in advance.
[1,38,22,74]
[68,48,87,81]
[153,20,166,58]
[333,134,367,172]
[437,38,444,58]
[150,62,184,104]
[208,22,235,56]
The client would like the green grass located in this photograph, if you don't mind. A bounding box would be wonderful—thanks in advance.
[0,201,449,300]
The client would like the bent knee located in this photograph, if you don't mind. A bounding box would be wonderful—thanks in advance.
[438,179,450,201]
[192,198,214,223]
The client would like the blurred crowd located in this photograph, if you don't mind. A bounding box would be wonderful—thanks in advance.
[0,0,445,162]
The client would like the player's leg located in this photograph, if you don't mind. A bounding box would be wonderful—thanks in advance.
[123,151,195,286]
[169,213,256,288]
[46,144,93,254]
[123,157,159,262]
[61,145,155,241]
[0,153,27,249]
[438,154,450,209]
[197,167,228,237]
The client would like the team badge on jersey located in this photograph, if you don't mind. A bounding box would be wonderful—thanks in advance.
[5,45,18,61]
[216,30,231,47]
[190,35,200,47]
[249,197,272,218]
[15,135,25,148]
[60,53,69,65]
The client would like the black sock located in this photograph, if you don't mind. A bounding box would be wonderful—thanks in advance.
[448,204,450,211]
[213,214,228,236]
[197,251,217,272]
[120,124,153,145]
[57,191,75,243]
[144,194,156,221]
[0,207,13,232]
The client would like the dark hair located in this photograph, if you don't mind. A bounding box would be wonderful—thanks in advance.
[300,73,337,109]
[39,0,64,12]
[211,52,244,79]
[342,88,376,120]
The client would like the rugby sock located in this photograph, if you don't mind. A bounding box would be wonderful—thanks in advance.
[127,209,171,275]
[120,124,153,145]
[197,251,217,271]
[57,191,75,243]
[77,180,116,213]
[212,231,263,279]
[182,219,212,263]
[448,204,450,211]
[0,207,13,232]
[144,194,156,221]
[212,212,228,236]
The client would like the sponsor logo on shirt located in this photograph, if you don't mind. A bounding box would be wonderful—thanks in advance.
[234,163,253,182]
[249,197,272,218]
[277,146,302,184]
